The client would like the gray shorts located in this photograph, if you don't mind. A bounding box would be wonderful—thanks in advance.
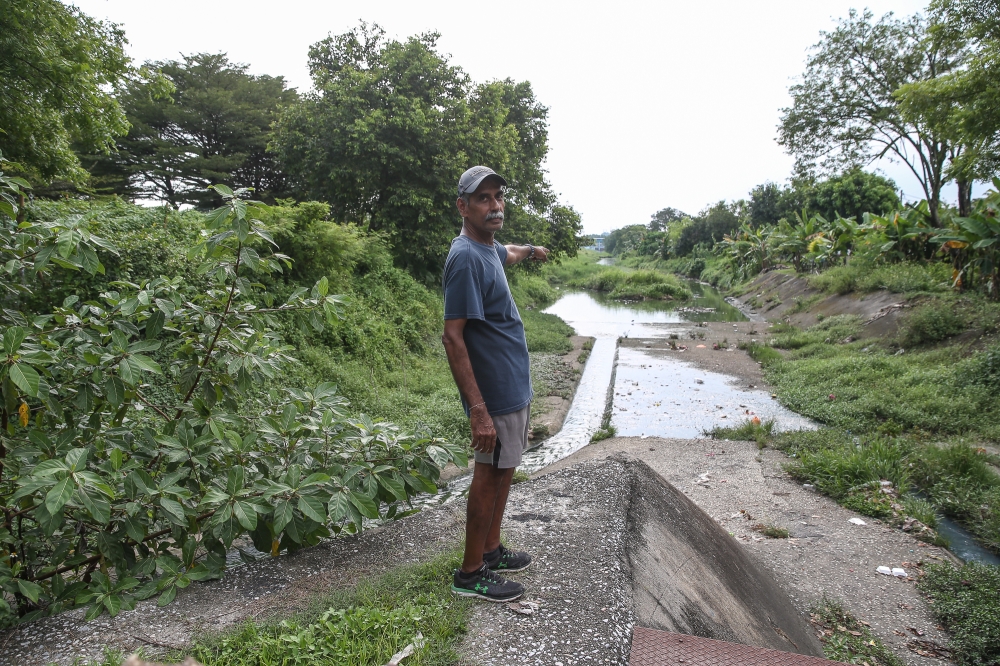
[474,404,531,469]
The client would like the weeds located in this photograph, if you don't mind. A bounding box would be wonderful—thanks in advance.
[590,426,616,443]
[809,597,905,666]
[918,562,1000,665]
[706,418,775,448]
[752,523,789,538]
[898,304,967,348]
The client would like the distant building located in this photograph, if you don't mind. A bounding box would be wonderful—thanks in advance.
[585,232,609,252]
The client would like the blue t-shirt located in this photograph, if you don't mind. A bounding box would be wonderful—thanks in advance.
[443,235,533,416]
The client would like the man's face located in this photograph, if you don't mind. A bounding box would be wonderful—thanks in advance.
[457,178,505,235]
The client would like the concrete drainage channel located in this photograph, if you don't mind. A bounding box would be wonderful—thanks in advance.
[460,456,831,665]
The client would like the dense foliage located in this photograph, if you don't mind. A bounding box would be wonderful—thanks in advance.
[0,0,165,185]
[0,170,463,625]
[271,23,582,281]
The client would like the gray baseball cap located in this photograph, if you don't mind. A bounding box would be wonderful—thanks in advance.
[457,166,507,197]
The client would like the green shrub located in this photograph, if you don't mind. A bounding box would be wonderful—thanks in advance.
[0,188,464,626]
[898,304,967,347]
[919,562,1000,665]
[570,267,691,301]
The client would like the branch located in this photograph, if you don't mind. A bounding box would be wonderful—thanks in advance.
[174,244,243,419]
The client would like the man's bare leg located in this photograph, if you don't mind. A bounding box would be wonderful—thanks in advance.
[484,467,515,553]
[462,463,514,572]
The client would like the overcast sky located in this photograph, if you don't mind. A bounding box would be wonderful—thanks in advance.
[75,0,942,234]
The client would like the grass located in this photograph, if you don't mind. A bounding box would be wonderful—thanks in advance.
[806,260,953,295]
[544,251,693,301]
[706,418,775,448]
[918,562,1000,665]
[94,551,471,666]
[571,267,692,301]
[809,597,905,666]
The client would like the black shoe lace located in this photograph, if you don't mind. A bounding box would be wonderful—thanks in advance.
[480,564,503,585]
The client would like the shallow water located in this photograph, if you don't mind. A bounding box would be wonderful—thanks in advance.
[611,346,816,438]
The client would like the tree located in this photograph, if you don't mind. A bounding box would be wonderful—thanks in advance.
[896,1,1000,213]
[604,225,647,256]
[84,54,298,208]
[779,10,967,225]
[674,202,739,256]
[747,183,786,228]
[649,207,688,232]
[272,23,573,281]
[0,0,143,183]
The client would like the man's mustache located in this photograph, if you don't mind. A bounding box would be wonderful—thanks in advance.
[486,211,504,221]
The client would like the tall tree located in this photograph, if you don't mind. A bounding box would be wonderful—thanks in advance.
[273,23,578,281]
[649,207,688,232]
[87,54,297,208]
[779,10,967,225]
[0,0,144,183]
[897,0,1000,213]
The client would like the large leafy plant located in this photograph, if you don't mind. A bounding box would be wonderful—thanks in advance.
[0,169,464,624]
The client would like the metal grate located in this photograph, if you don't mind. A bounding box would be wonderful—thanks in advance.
[630,627,848,666]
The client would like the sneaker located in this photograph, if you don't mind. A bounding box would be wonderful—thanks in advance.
[451,563,524,602]
[484,543,532,573]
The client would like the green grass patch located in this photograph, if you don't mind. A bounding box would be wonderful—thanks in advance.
[522,310,574,353]
[770,315,862,350]
[105,551,471,666]
[918,562,1000,666]
[809,597,905,666]
[806,261,952,296]
[571,267,692,301]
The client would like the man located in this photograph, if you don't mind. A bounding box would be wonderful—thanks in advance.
[442,165,549,602]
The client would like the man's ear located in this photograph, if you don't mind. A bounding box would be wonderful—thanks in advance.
[456,197,467,217]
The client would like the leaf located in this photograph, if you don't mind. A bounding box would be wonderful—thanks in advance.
[44,476,74,515]
[272,499,294,534]
[328,491,350,523]
[8,363,39,397]
[348,490,380,520]
[104,376,125,407]
[123,515,145,543]
[16,579,42,603]
[379,476,408,502]
[144,309,166,339]
[118,357,138,385]
[298,495,326,523]
[159,497,188,525]
[129,354,162,375]
[233,500,257,530]
[157,585,177,607]
[3,326,26,355]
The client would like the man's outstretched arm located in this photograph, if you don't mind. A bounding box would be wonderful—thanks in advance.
[442,318,496,454]
[503,244,549,265]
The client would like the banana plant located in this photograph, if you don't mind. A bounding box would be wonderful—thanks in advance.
[933,179,1000,296]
